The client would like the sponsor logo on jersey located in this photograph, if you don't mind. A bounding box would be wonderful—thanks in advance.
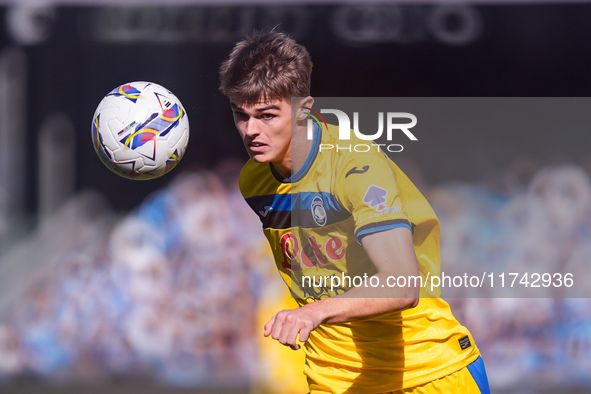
[259,205,273,217]
[363,185,388,212]
[345,165,369,178]
[459,335,472,350]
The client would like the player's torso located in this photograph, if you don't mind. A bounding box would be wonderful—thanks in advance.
[239,125,480,391]
[240,137,360,299]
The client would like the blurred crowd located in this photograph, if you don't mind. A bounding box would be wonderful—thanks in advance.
[0,160,267,387]
[0,159,590,391]
[432,163,591,389]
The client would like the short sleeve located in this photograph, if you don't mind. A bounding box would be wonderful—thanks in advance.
[339,155,413,243]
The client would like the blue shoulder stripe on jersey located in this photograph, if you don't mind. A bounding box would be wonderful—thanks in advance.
[355,219,413,244]
[244,191,350,229]
[294,192,343,212]
[245,192,344,214]
[293,192,350,228]
[244,193,292,212]
[244,194,292,229]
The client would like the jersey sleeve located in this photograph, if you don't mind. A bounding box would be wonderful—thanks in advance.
[339,155,413,244]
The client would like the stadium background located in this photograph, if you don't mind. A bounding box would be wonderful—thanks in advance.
[1,1,591,393]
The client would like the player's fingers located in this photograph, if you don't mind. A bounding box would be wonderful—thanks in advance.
[279,315,301,348]
[288,328,302,350]
[270,312,287,340]
[278,325,301,350]
[264,314,277,337]
[298,321,314,343]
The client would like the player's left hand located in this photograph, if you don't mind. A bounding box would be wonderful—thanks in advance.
[264,307,322,350]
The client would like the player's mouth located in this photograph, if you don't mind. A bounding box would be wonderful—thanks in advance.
[248,142,267,152]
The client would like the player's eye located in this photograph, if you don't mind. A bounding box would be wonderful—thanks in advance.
[233,111,248,121]
[260,113,276,120]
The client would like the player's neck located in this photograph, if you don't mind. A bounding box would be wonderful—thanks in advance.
[273,123,314,180]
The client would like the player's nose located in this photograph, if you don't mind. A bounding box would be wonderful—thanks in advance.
[243,119,261,137]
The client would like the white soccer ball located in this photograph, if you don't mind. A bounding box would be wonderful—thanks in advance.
[91,81,190,180]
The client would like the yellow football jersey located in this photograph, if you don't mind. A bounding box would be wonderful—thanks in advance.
[239,123,480,392]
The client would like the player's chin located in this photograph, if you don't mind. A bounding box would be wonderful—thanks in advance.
[249,152,270,163]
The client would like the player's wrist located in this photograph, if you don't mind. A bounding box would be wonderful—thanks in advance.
[302,297,338,325]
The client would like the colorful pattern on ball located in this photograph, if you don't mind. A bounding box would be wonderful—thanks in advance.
[107,84,142,103]
[91,81,190,180]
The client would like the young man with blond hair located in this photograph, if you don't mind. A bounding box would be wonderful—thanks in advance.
[219,30,490,394]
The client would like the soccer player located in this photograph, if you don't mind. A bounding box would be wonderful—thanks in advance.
[219,31,490,393]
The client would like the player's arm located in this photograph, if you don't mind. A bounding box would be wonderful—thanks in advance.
[264,226,420,350]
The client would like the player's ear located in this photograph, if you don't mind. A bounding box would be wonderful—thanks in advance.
[297,96,314,121]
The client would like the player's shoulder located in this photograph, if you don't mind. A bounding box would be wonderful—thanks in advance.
[239,159,282,199]
[239,158,263,177]
[239,159,264,193]
[322,123,397,168]
[338,147,398,183]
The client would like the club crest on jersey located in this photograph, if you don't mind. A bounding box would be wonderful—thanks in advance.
[311,195,327,227]
[363,185,388,212]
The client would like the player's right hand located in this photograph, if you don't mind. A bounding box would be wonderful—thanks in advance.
[263,307,321,350]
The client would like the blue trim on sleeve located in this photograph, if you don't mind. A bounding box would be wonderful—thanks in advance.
[356,222,412,244]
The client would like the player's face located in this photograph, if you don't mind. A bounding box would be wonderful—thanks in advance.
[231,98,293,175]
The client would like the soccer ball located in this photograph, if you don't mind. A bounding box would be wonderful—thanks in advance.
[91,81,190,180]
